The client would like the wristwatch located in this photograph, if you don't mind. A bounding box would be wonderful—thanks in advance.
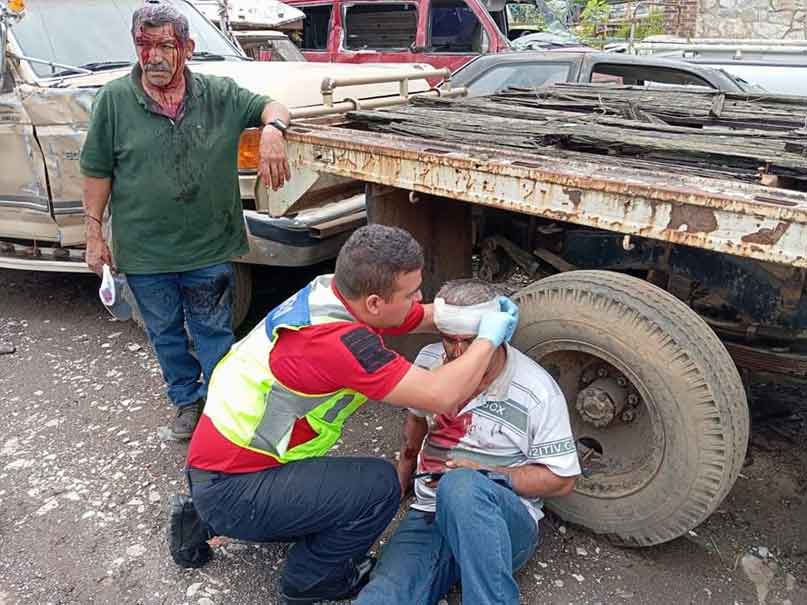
[267,118,288,135]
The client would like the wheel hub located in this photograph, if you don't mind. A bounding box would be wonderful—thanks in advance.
[576,377,628,427]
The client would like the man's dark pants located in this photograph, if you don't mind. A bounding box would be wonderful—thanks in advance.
[188,457,400,597]
[127,262,235,408]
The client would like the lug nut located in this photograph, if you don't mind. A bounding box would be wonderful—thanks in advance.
[627,393,639,406]
[621,409,636,423]
[597,368,608,378]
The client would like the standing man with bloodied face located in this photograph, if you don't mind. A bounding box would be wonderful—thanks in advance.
[79,1,291,439]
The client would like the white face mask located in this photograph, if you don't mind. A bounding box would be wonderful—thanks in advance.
[433,297,499,337]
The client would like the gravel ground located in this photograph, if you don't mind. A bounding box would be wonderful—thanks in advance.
[1,267,806,605]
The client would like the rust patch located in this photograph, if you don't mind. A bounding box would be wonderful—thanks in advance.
[563,187,583,208]
[740,222,790,245]
[666,204,718,234]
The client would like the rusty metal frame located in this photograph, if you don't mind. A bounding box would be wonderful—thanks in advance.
[280,122,807,268]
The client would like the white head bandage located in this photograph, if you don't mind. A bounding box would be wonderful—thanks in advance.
[434,297,499,336]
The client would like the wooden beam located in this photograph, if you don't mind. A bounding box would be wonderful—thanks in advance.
[366,184,472,301]
[366,185,472,361]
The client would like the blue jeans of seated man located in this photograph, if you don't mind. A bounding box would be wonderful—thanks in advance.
[355,468,540,605]
[188,457,400,597]
[126,262,235,407]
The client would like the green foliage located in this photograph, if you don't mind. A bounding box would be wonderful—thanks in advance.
[578,0,610,47]
[616,9,666,40]
[507,3,548,30]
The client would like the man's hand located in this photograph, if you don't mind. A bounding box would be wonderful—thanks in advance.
[498,296,519,342]
[258,125,291,191]
[85,231,113,276]
[445,458,485,471]
[476,309,518,348]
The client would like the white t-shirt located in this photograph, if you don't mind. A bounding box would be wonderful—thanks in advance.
[410,343,581,524]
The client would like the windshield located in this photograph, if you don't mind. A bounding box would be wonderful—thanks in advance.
[10,0,243,79]
[495,0,580,45]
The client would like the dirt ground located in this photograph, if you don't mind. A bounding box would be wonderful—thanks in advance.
[1,267,805,605]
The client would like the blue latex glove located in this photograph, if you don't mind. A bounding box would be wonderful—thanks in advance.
[477,310,518,348]
[498,296,519,342]
[498,296,519,340]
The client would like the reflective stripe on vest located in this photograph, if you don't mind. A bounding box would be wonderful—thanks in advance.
[204,275,368,462]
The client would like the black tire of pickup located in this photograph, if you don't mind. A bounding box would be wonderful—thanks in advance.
[127,262,253,332]
[231,262,253,331]
[513,270,749,546]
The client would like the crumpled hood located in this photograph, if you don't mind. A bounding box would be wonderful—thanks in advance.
[57,60,434,108]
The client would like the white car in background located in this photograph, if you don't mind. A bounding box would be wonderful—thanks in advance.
[627,36,807,96]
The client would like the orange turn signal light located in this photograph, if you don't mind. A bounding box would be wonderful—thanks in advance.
[237,128,261,171]
[8,0,25,13]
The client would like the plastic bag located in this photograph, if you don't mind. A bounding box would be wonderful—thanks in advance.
[98,264,133,321]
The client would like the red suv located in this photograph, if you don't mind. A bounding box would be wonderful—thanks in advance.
[286,0,515,72]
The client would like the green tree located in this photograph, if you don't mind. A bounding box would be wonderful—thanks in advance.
[616,9,666,40]
[579,0,610,47]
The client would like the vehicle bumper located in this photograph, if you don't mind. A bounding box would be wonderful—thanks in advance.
[238,195,366,267]
[0,195,367,272]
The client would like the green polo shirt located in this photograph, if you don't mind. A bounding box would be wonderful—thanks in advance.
[80,66,270,274]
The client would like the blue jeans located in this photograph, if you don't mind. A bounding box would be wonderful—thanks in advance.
[127,262,235,407]
[356,469,540,605]
[188,457,400,597]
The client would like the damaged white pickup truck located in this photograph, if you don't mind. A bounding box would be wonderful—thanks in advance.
[0,0,436,326]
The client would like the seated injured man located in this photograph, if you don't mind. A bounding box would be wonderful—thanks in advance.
[356,279,581,605]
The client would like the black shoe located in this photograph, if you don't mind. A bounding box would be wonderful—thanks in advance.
[170,401,203,440]
[167,494,213,568]
[280,556,376,604]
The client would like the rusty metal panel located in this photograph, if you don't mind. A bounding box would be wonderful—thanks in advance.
[275,123,807,268]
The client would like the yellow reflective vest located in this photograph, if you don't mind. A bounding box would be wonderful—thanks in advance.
[203,275,367,462]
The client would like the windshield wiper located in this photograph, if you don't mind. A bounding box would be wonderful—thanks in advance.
[78,61,134,72]
[49,60,133,78]
[191,51,247,61]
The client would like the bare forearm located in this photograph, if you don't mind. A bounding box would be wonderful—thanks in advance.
[500,464,577,499]
[399,414,428,469]
[384,340,496,415]
[411,303,436,334]
[82,176,111,234]
[261,101,290,125]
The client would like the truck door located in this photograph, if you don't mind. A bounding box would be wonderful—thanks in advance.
[0,72,59,243]
[17,85,95,247]
[338,1,420,64]
[419,0,494,71]
[296,2,336,62]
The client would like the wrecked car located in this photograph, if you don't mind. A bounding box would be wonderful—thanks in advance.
[0,0,433,326]
[287,0,582,71]
[449,50,751,96]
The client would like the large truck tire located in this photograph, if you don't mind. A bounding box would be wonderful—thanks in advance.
[513,270,749,546]
[126,262,253,332]
[231,262,253,331]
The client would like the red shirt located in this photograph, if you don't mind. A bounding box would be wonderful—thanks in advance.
[187,291,423,473]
